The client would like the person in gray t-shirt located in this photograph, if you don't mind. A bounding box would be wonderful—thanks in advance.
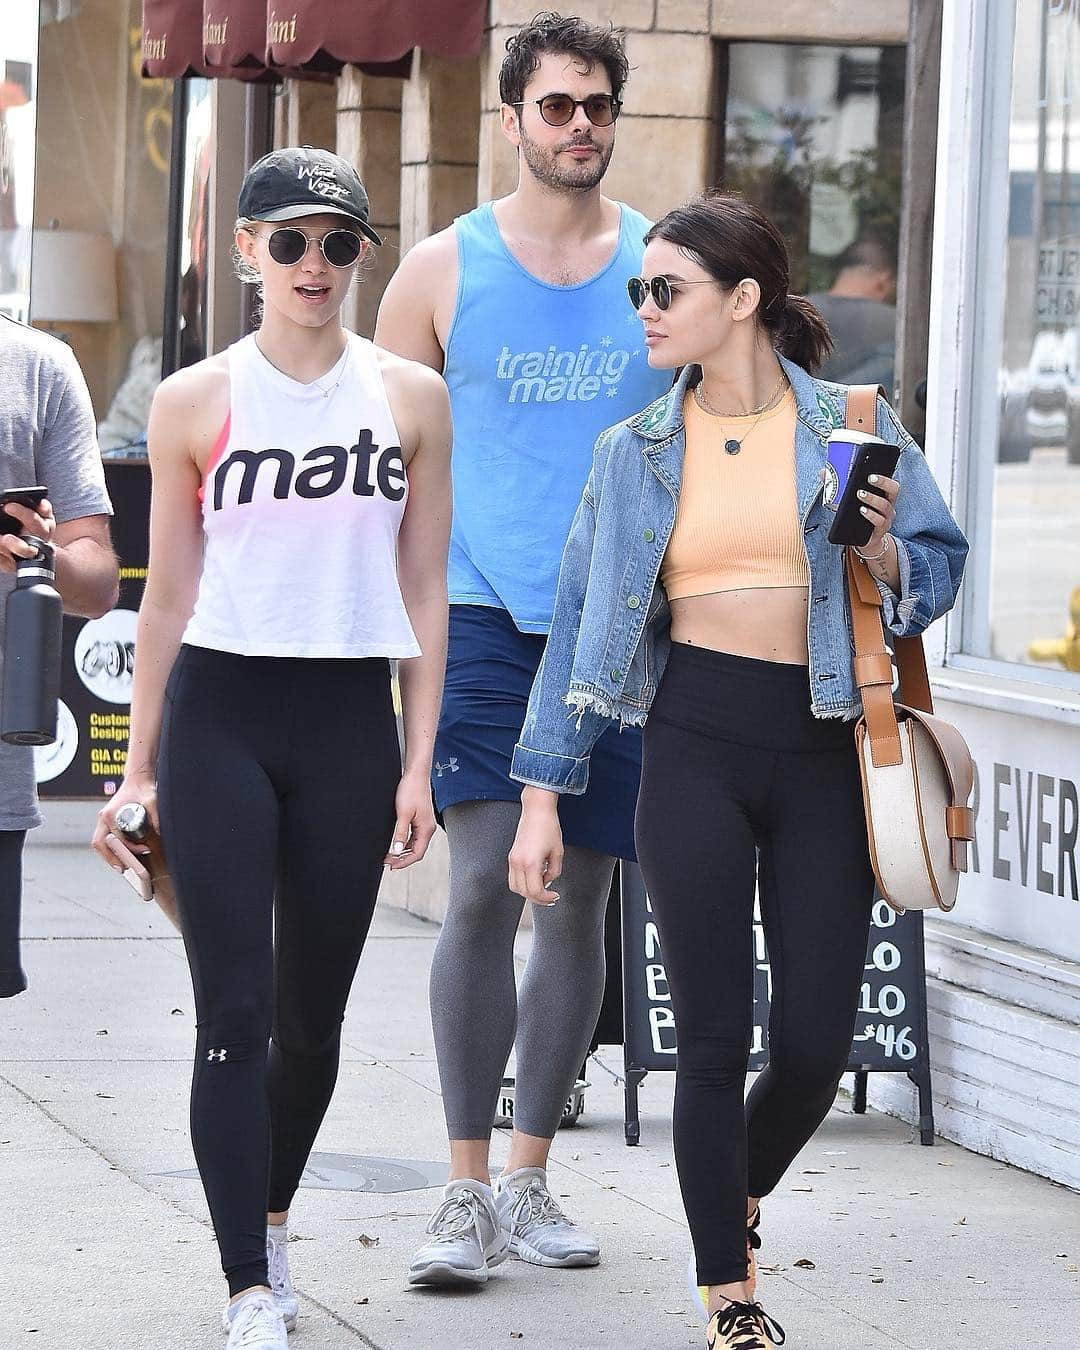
[0,316,118,996]
[809,235,897,395]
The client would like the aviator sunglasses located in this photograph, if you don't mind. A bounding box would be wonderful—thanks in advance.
[247,225,365,269]
[509,92,621,127]
[627,275,726,312]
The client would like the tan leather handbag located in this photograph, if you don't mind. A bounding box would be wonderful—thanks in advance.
[844,385,975,914]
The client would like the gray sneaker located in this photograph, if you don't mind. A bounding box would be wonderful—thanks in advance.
[408,1179,510,1286]
[494,1166,601,1268]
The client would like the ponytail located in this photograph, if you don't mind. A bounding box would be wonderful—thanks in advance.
[768,294,833,375]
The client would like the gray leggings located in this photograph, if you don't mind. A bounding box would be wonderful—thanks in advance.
[430,800,616,1140]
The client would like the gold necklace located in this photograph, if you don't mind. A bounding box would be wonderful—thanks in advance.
[693,373,788,455]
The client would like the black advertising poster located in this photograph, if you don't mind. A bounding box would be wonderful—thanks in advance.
[36,462,150,799]
[620,862,934,1143]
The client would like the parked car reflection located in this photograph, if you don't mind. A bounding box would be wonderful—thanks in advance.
[999,329,1080,463]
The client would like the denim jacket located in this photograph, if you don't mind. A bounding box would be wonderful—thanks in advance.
[509,354,968,795]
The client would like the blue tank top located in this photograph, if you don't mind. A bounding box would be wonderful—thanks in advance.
[443,200,670,633]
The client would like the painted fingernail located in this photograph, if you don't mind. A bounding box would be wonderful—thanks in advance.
[858,490,867,499]
[390,841,405,855]
[868,474,879,483]
[861,507,871,516]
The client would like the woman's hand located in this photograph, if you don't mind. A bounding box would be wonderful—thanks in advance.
[855,473,900,558]
[508,787,564,907]
[385,767,437,869]
[90,776,158,875]
[0,499,55,574]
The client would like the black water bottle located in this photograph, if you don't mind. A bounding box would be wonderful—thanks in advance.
[2,538,62,746]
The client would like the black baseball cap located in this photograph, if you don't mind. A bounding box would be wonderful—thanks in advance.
[238,146,382,245]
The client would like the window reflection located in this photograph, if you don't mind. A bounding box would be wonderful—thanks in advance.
[991,0,1080,675]
[720,43,905,394]
[177,78,212,370]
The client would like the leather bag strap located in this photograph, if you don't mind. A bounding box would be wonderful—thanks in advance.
[844,384,934,765]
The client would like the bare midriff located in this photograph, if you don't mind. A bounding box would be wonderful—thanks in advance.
[669,587,810,665]
[662,385,810,665]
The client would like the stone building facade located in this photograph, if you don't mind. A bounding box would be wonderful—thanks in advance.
[276,1,909,336]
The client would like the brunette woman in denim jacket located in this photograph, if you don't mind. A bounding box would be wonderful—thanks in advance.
[506,193,967,1350]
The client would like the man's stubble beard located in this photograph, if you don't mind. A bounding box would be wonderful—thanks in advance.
[518,127,615,194]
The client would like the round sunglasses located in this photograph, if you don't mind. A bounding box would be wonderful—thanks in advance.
[509,92,621,127]
[627,275,725,312]
[248,226,365,269]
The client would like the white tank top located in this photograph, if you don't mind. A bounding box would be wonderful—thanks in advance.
[183,332,421,659]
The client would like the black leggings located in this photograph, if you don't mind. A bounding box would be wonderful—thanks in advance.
[0,829,27,998]
[158,645,400,1297]
[635,644,874,1287]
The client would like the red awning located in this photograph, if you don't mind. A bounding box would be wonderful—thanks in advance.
[202,2,272,82]
[142,1,485,81]
[267,0,486,72]
[141,0,209,79]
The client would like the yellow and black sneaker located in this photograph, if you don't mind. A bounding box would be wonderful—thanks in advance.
[746,1206,762,1296]
[697,1211,764,1312]
[706,1299,786,1350]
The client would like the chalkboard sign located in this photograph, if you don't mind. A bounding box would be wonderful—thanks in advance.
[620,862,934,1145]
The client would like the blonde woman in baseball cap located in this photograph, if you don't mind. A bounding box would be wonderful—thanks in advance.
[92,148,451,1349]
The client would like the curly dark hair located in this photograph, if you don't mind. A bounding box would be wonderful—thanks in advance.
[499,11,629,110]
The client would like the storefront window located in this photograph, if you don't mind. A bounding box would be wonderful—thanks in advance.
[30,0,172,451]
[981,0,1080,680]
[0,2,39,323]
[719,43,905,393]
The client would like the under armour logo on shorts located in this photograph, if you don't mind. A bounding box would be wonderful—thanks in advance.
[434,757,459,778]
[207,1048,228,1063]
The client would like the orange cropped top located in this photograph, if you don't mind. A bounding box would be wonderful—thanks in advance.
[660,385,809,601]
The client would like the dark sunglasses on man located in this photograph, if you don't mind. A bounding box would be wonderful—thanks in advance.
[243,225,365,269]
[509,92,621,127]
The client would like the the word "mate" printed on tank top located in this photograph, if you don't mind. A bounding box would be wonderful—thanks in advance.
[442,200,671,634]
[183,332,421,659]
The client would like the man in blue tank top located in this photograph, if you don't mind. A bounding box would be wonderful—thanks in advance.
[376,12,669,1290]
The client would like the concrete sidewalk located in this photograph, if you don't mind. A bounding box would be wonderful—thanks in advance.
[3,804,1077,1350]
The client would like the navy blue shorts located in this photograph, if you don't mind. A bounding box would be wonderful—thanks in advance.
[432,605,641,862]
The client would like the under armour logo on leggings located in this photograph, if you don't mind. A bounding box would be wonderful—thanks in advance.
[207,1048,228,1063]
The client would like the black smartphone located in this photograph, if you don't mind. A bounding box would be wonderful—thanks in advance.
[824,439,900,547]
[0,487,48,537]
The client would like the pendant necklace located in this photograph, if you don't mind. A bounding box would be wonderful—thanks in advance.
[693,371,788,454]
[309,347,350,399]
[255,336,349,399]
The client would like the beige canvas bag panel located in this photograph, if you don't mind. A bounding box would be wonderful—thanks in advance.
[844,384,975,914]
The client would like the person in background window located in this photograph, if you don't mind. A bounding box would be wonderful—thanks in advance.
[0,316,117,1000]
[809,234,897,395]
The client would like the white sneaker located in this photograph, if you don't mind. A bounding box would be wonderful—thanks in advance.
[220,1229,298,1335]
[408,1179,510,1286]
[494,1166,601,1267]
[265,1226,299,1330]
[223,1292,288,1350]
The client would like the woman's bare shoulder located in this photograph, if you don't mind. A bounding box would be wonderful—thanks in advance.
[149,353,231,463]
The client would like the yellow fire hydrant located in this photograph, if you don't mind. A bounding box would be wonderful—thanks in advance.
[1028,587,1080,672]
